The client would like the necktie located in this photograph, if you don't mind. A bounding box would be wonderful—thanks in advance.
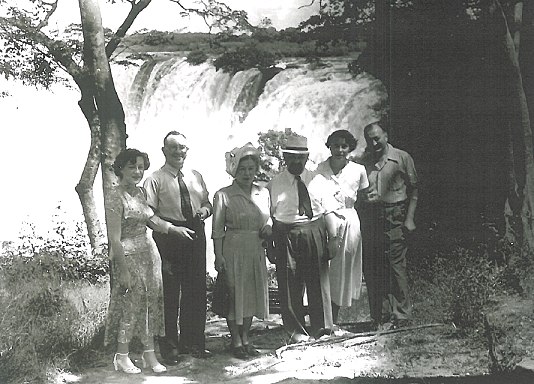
[177,172,194,221]
[295,175,313,219]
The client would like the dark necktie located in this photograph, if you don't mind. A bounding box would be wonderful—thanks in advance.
[295,175,313,219]
[177,172,194,221]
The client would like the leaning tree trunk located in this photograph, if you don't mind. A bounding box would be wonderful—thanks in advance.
[78,0,127,240]
[75,84,105,254]
[491,0,534,255]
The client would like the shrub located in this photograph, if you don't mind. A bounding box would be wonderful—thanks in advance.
[1,214,109,286]
[409,220,523,332]
[213,45,279,73]
[257,129,287,182]
[186,49,209,65]
[0,280,77,383]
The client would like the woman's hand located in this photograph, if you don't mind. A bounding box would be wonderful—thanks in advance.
[259,224,272,239]
[215,257,226,273]
[327,237,341,260]
[117,268,132,292]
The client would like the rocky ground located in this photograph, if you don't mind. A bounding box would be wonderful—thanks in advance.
[56,293,534,384]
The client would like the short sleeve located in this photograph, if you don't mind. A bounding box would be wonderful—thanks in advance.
[106,189,123,218]
[403,153,418,187]
[359,165,369,190]
[211,190,228,239]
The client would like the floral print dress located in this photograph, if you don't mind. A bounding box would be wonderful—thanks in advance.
[104,186,165,346]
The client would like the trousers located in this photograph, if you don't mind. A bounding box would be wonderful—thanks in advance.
[360,201,412,322]
[271,217,333,336]
[152,218,207,351]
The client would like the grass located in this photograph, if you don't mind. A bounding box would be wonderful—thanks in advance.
[0,273,109,383]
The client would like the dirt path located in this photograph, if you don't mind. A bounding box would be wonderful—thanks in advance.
[59,315,493,384]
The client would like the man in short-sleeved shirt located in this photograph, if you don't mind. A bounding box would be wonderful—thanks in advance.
[144,131,213,363]
[359,120,418,329]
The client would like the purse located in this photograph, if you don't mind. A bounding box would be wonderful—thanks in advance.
[212,271,230,317]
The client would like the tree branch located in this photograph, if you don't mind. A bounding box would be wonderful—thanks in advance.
[0,16,85,84]
[105,0,152,58]
[36,0,59,30]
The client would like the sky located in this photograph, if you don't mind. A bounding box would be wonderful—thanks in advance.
[48,0,320,33]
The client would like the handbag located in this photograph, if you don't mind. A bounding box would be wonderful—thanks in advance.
[212,270,230,317]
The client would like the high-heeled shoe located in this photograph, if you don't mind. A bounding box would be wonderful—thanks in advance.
[142,350,167,373]
[113,353,141,374]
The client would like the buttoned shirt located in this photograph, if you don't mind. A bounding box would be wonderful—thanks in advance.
[362,144,418,204]
[267,169,325,224]
[143,163,212,233]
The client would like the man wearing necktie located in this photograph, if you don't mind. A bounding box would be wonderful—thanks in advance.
[267,132,333,343]
[144,131,213,363]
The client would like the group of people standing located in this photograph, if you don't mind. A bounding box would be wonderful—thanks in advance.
[103,120,418,373]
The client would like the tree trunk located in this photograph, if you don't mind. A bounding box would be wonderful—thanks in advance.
[491,0,534,254]
[75,84,105,253]
[78,0,127,241]
[75,0,151,253]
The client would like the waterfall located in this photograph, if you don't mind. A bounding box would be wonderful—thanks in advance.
[114,55,386,194]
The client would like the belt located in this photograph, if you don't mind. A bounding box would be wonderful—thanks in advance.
[362,200,407,208]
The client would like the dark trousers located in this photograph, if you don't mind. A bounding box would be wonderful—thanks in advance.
[272,218,332,336]
[152,221,207,352]
[360,202,412,322]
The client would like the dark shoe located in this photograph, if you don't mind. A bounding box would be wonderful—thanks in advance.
[191,348,213,359]
[243,344,260,357]
[232,346,248,360]
[392,319,412,329]
[315,328,333,339]
[159,353,179,366]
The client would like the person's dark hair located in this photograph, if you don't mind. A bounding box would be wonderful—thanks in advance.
[113,148,150,177]
[325,129,357,152]
[163,130,186,146]
[363,117,389,135]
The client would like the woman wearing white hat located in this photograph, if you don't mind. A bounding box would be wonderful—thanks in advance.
[212,143,272,359]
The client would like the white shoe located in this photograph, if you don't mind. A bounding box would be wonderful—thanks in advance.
[142,350,167,373]
[113,353,141,374]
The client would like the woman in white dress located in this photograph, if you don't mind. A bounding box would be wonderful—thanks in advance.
[310,130,369,324]
[212,143,271,359]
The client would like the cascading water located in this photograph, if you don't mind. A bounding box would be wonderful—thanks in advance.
[114,54,386,193]
[113,55,386,272]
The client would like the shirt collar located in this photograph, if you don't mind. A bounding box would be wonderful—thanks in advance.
[364,144,400,169]
[162,163,181,178]
[227,181,260,199]
[282,169,300,185]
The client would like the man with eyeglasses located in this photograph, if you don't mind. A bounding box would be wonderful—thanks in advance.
[144,131,213,363]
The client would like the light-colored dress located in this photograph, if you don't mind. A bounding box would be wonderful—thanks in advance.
[104,186,165,346]
[212,182,270,325]
[311,160,369,307]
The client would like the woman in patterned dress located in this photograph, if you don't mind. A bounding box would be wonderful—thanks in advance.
[104,148,166,374]
[212,143,271,359]
[310,130,369,324]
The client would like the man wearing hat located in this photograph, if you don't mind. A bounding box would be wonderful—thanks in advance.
[267,131,333,342]
[144,131,213,363]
